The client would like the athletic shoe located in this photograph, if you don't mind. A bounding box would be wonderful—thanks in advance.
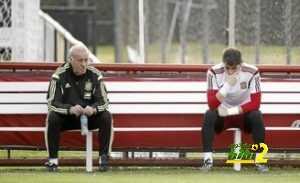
[256,164,269,172]
[99,155,109,172]
[200,159,213,172]
[45,161,58,172]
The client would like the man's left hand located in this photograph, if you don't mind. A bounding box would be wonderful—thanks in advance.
[83,106,96,116]
[227,106,242,116]
[218,105,242,117]
[218,105,228,117]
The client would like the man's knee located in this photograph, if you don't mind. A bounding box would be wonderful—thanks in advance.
[246,110,262,120]
[47,111,63,126]
[203,110,218,129]
[245,110,264,130]
[96,110,112,126]
[204,110,218,123]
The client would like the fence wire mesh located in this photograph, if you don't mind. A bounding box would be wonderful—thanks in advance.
[113,0,300,64]
[0,0,11,61]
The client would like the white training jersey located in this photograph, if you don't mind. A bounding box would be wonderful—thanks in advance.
[207,63,261,108]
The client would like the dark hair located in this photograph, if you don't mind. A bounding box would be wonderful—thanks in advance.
[222,48,242,66]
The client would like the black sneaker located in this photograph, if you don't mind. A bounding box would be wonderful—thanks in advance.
[200,159,213,172]
[99,155,109,172]
[45,161,58,172]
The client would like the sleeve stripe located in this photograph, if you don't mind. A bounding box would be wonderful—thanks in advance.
[48,105,68,114]
[52,63,69,79]
[100,82,109,104]
[47,80,56,102]
[248,72,259,89]
[97,103,109,112]
[255,77,260,92]
[209,69,216,76]
[47,79,68,114]
[208,74,213,89]
[88,66,103,80]
[96,82,109,112]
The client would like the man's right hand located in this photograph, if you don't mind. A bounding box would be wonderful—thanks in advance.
[218,82,230,98]
[218,73,238,98]
[69,105,84,117]
[83,106,96,117]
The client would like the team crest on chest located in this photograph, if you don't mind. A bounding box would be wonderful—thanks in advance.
[84,80,92,99]
[240,81,247,89]
[84,80,92,91]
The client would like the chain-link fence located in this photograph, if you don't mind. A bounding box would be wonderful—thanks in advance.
[235,0,300,65]
[114,0,226,64]
[0,0,11,27]
[0,0,11,61]
[34,0,300,64]
[113,0,300,64]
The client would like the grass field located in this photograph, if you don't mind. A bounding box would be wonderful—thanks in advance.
[96,43,300,65]
[0,167,300,183]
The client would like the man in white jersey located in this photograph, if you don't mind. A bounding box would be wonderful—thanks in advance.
[201,48,268,172]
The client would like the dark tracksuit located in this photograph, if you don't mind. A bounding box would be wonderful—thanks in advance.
[202,110,265,152]
[46,63,113,158]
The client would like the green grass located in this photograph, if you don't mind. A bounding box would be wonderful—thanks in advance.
[0,167,300,183]
[1,150,300,182]
[0,150,99,159]
[96,43,300,65]
[2,149,300,160]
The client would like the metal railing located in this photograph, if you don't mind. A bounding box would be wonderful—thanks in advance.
[39,10,99,63]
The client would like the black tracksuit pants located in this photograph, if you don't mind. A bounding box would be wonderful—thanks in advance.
[46,110,113,158]
[202,110,265,152]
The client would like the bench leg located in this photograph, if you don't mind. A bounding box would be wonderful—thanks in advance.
[233,129,241,171]
[86,132,93,172]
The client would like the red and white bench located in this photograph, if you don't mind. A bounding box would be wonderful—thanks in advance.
[0,63,300,171]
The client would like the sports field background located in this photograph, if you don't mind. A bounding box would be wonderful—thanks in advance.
[96,44,300,65]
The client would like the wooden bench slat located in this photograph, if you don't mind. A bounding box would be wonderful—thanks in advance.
[1,103,300,114]
[2,93,300,103]
[2,81,300,92]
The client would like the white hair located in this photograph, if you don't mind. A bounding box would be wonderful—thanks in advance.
[67,43,89,62]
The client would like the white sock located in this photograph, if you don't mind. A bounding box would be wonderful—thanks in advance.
[99,157,103,165]
[204,152,213,163]
[255,153,260,163]
[49,158,58,165]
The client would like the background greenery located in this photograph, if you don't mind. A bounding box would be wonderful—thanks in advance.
[96,44,300,65]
